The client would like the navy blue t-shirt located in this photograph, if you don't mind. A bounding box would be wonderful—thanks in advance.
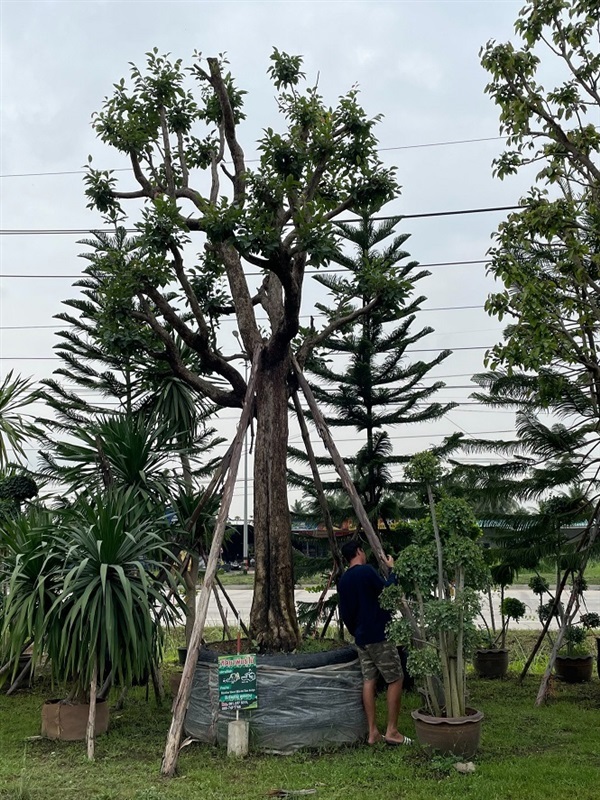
[338,564,395,647]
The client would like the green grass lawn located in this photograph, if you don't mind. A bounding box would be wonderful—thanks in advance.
[513,558,600,587]
[1,632,599,800]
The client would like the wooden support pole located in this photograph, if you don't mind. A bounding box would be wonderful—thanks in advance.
[291,389,344,577]
[214,574,252,640]
[150,661,165,705]
[518,569,570,683]
[161,347,260,778]
[198,542,252,640]
[534,516,599,705]
[292,356,419,638]
[212,585,233,640]
[535,590,576,706]
[5,657,32,696]
[291,355,388,575]
[86,661,98,761]
[520,508,599,685]
[0,641,33,680]
[97,671,113,702]
[186,440,236,533]
[114,686,128,712]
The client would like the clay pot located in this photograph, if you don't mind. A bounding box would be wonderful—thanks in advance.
[41,699,109,741]
[411,707,484,758]
[554,654,593,683]
[169,671,183,696]
[473,648,509,679]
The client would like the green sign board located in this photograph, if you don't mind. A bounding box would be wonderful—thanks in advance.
[218,654,258,711]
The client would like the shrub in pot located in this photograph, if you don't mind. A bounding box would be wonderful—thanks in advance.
[1,490,182,756]
[383,452,490,758]
[474,596,527,678]
[0,507,63,689]
[554,612,600,683]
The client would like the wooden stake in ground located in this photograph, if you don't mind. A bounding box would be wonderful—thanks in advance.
[291,387,344,634]
[534,515,599,706]
[292,356,419,638]
[291,389,344,579]
[161,347,260,778]
[86,660,98,761]
[519,506,599,685]
[291,355,388,574]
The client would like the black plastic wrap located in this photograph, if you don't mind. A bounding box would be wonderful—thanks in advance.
[184,657,367,753]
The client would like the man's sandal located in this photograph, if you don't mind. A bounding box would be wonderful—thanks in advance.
[384,736,413,746]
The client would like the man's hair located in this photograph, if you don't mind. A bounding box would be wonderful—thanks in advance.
[341,539,363,564]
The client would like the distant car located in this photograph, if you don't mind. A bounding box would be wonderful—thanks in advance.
[229,560,241,571]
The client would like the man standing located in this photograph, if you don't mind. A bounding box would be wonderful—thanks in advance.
[338,539,412,746]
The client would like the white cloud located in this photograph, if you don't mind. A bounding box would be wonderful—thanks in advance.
[394,52,443,92]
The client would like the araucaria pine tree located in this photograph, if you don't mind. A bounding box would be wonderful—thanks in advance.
[291,211,456,531]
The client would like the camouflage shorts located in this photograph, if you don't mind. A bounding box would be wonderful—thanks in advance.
[356,640,403,684]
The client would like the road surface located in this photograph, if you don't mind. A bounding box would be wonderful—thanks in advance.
[199,585,600,630]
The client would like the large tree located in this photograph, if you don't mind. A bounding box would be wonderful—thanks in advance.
[82,50,398,649]
[479,0,600,508]
[291,212,456,531]
[479,0,600,698]
[480,0,600,376]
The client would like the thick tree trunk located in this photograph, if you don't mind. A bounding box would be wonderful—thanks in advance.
[250,356,300,651]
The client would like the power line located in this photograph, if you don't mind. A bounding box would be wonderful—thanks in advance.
[0,206,518,237]
[16,427,516,454]
[0,134,509,180]
[0,258,490,281]
[0,325,63,330]
[0,344,493,361]
[0,305,484,331]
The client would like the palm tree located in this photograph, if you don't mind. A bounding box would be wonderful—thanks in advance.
[49,490,182,693]
[1,489,183,756]
[458,369,600,690]
[0,371,40,468]
[133,371,224,489]
[0,506,62,681]
[38,413,180,504]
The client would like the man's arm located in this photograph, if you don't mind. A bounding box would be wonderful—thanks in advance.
[338,579,357,636]
[367,557,397,594]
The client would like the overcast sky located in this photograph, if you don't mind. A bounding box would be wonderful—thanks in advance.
[1,0,549,514]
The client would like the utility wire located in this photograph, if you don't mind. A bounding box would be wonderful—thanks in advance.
[16,428,517,453]
[0,306,483,330]
[0,345,493,361]
[0,134,509,179]
[0,259,490,280]
[0,205,518,236]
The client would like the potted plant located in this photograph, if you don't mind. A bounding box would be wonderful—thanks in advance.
[474,596,527,678]
[527,570,598,684]
[0,507,63,690]
[554,612,600,683]
[384,452,490,758]
[1,490,182,757]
